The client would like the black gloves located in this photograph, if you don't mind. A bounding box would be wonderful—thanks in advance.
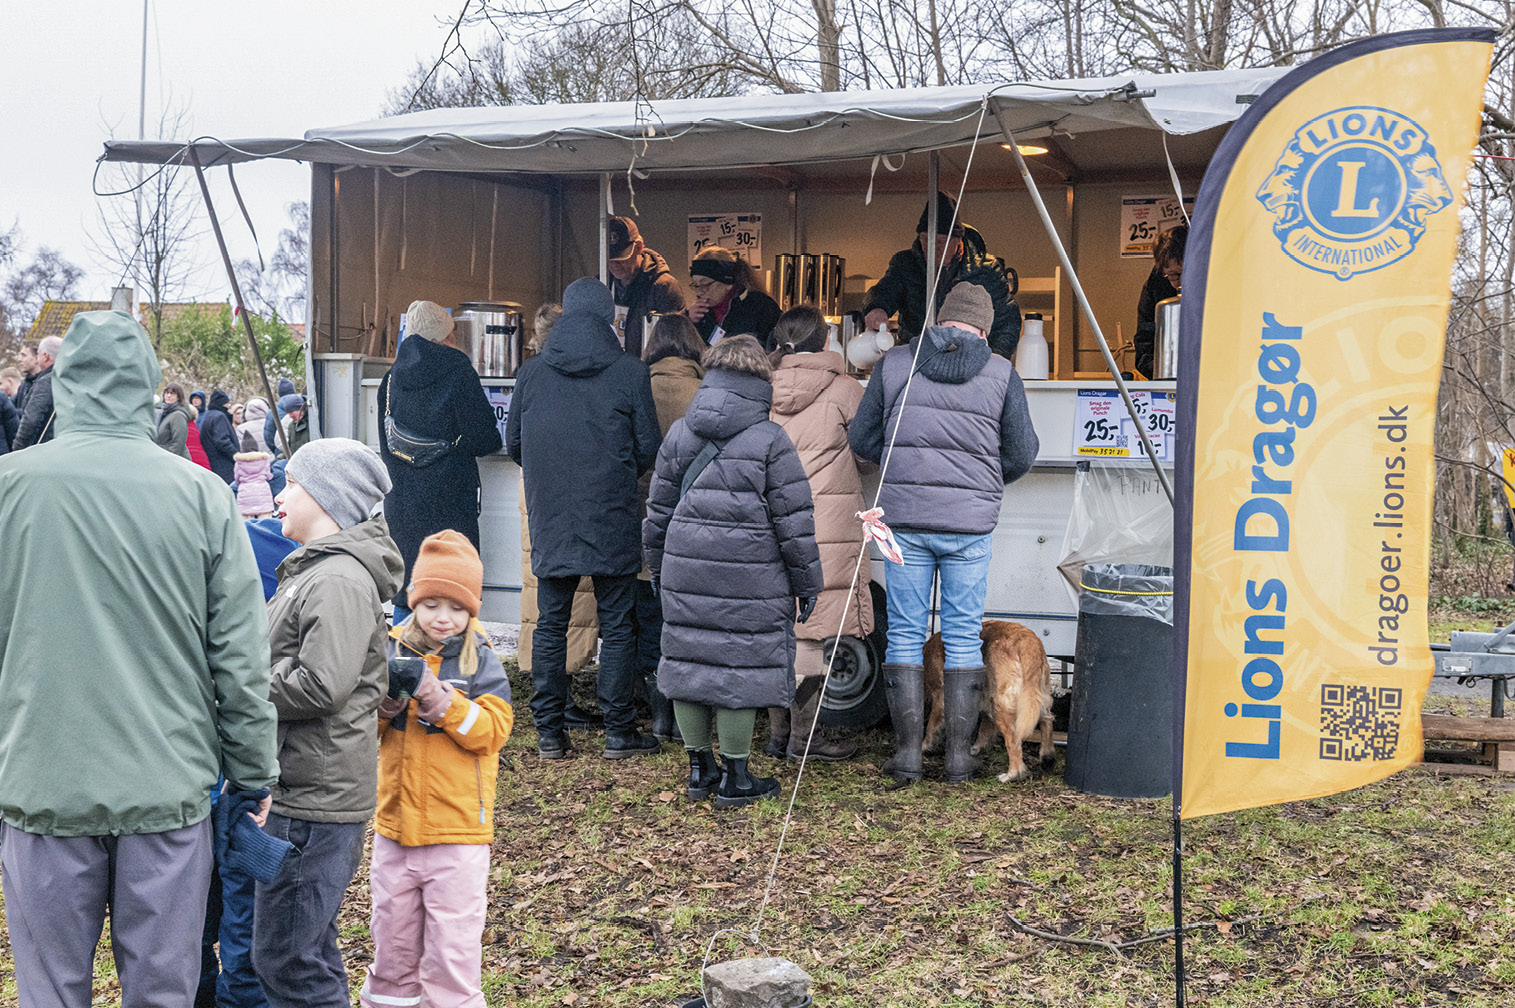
[387,656,426,700]
[797,596,817,624]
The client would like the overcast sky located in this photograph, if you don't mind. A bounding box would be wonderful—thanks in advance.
[4,1,467,319]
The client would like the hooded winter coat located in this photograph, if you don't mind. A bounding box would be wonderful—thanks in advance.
[266,515,403,822]
[517,487,600,673]
[199,389,241,482]
[849,324,1038,536]
[264,377,296,454]
[236,396,271,453]
[611,249,688,358]
[155,399,195,458]
[234,450,275,516]
[769,351,875,641]
[644,368,824,709]
[378,623,514,846]
[12,363,55,450]
[0,310,278,836]
[378,335,503,599]
[507,278,662,578]
[863,225,1022,359]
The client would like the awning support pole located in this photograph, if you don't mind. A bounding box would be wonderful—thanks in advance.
[1002,128,1174,505]
[925,153,940,329]
[189,147,293,459]
[599,174,611,285]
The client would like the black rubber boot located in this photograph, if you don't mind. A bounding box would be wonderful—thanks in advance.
[647,674,676,742]
[686,749,721,800]
[764,707,790,758]
[943,666,985,783]
[603,730,661,760]
[537,731,572,760]
[714,756,781,809]
[880,663,925,784]
[787,676,858,762]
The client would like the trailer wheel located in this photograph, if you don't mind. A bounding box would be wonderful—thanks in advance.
[818,581,889,730]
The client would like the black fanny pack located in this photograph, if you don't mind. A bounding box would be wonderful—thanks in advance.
[385,382,456,467]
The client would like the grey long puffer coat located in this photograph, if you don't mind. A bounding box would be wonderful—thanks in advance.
[644,368,825,710]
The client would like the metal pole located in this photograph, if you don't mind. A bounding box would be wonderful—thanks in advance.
[189,148,293,459]
[599,174,611,285]
[1002,126,1174,504]
[925,152,939,331]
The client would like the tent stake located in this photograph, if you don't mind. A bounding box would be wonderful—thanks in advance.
[189,147,293,459]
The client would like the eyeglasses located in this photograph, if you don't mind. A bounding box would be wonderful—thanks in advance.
[689,279,724,294]
[1160,267,1183,283]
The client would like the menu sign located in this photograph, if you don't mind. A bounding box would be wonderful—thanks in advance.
[1073,388,1175,461]
[689,213,762,266]
[484,387,510,449]
[1119,195,1194,258]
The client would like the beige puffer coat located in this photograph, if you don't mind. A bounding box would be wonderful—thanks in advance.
[769,351,875,642]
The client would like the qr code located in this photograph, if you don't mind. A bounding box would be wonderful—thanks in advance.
[1319,684,1402,761]
[1115,435,1129,448]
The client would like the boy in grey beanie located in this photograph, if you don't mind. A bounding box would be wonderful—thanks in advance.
[258,437,404,1008]
[283,439,391,531]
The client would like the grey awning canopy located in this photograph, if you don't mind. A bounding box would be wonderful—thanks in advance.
[100,67,1285,176]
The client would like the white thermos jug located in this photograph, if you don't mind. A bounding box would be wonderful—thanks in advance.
[1015,312,1049,380]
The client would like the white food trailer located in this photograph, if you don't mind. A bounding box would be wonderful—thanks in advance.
[105,67,1283,726]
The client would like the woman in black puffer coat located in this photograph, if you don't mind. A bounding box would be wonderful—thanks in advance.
[379,300,504,618]
[644,334,824,808]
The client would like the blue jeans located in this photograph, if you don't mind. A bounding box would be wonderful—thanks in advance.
[252,814,366,1008]
[217,863,267,1007]
[884,530,992,668]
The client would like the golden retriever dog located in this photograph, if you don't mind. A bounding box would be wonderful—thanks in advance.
[923,621,1054,782]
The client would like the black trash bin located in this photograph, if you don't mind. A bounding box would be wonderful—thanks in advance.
[1064,563,1173,798]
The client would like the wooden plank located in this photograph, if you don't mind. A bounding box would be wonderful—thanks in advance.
[1488,741,1515,772]
[1411,761,1498,777]
[1421,713,1515,742]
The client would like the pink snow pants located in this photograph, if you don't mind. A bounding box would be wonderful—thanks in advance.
[360,835,490,1008]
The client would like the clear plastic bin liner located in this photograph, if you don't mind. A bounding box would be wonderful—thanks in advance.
[1057,460,1173,601]
[1077,563,1173,625]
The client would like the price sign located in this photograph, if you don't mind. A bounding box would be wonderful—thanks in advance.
[1119,195,1194,258]
[1074,388,1177,461]
[485,387,511,450]
[688,213,762,267]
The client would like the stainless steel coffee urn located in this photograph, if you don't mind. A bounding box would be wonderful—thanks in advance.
[1153,295,1181,380]
[456,302,524,378]
[774,254,800,310]
[817,254,845,316]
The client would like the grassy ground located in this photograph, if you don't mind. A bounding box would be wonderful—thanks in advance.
[3,650,1514,1008]
[4,557,1513,1007]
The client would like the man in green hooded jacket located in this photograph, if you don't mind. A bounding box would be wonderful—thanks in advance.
[0,310,279,1008]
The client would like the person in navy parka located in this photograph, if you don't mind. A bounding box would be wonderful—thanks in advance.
[643,335,824,808]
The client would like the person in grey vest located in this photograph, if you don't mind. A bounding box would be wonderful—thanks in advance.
[848,281,1038,784]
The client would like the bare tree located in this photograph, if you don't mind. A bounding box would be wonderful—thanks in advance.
[91,102,205,347]
[0,236,83,359]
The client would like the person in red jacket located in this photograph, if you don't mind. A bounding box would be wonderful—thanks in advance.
[186,416,213,469]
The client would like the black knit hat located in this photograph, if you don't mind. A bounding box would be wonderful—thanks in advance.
[917,191,965,237]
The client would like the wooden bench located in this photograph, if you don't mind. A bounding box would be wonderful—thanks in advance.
[1418,714,1515,775]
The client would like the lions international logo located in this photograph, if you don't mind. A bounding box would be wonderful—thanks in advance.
[1255,107,1453,279]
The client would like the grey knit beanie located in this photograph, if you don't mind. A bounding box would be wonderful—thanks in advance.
[285,439,392,530]
[938,281,994,334]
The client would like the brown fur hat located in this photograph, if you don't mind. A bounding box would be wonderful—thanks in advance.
[701,334,772,381]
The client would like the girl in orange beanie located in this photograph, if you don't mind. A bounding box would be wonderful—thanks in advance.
[363,530,514,1008]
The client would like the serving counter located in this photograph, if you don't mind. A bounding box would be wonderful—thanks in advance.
[360,373,1177,657]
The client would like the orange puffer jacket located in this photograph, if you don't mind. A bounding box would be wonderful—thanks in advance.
[376,623,514,846]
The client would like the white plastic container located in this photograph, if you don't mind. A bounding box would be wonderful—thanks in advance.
[846,324,895,368]
[1015,312,1049,380]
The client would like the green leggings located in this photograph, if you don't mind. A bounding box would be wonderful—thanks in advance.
[671,702,758,759]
